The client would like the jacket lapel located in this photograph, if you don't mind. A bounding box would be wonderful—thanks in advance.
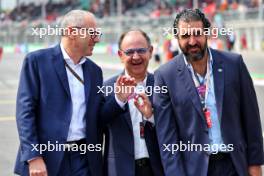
[52,45,71,97]
[117,71,133,132]
[123,103,133,132]
[146,73,154,103]
[211,49,224,121]
[176,54,206,125]
[82,60,91,103]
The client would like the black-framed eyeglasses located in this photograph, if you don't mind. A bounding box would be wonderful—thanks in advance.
[70,26,102,39]
[120,47,149,56]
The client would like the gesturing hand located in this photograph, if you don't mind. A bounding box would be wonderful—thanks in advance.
[115,75,136,103]
[134,93,153,118]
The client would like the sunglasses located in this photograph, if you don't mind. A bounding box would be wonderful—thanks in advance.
[120,47,149,56]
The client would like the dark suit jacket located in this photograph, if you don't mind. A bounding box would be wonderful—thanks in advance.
[14,45,124,176]
[153,48,264,176]
[103,73,164,176]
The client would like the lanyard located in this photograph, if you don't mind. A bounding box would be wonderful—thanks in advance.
[186,57,213,128]
[190,59,210,110]
[64,60,84,85]
[189,59,213,128]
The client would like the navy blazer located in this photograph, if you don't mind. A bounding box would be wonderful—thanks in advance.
[103,73,164,176]
[153,48,264,176]
[14,45,124,176]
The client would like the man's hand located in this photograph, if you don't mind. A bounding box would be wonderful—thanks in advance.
[134,93,153,118]
[248,165,262,176]
[28,157,48,176]
[115,75,136,103]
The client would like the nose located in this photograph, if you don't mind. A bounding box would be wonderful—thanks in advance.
[93,35,100,43]
[188,35,197,46]
[131,51,140,59]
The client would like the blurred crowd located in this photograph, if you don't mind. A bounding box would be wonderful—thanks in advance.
[90,0,151,17]
[0,0,263,22]
[0,0,80,22]
[1,0,263,54]
[150,0,263,18]
[0,0,151,22]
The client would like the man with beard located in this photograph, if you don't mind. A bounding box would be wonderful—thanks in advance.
[153,9,263,176]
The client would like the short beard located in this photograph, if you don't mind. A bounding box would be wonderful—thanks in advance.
[183,43,207,62]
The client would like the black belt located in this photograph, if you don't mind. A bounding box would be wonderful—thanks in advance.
[66,138,86,146]
[135,158,150,167]
[209,152,229,161]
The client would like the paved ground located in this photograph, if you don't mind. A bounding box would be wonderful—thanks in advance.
[0,51,264,175]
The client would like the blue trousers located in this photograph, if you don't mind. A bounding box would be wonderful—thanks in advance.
[58,150,90,176]
[207,153,238,176]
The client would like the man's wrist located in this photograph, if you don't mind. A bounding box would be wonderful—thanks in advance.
[144,112,153,119]
[28,156,42,163]
[144,108,154,118]
[143,114,155,124]
[115,94,127,109]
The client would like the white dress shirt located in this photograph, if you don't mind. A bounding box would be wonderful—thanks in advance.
[125,72,155,159]
[60,43,87,142]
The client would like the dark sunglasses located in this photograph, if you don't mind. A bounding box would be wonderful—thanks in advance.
[120,47,149,56]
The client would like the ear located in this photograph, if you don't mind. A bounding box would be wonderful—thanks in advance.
[149,45,153,54]
[207,33,212,40]
[118,50,122,57]
[68,27,77,40]
[118,50,124,63]
[148,45,154,59]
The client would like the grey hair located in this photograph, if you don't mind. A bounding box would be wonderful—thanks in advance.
[60,10,94,28]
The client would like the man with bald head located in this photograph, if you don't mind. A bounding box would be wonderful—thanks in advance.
[103,30,164,176]
[14,10,135,176]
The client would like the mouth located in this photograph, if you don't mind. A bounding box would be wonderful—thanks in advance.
[89,45,95,50]
[131,60,143,66]
[188,47,200,52]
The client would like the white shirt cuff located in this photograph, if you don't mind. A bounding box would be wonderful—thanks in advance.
[27,156,41,163]
[143,114,155,125]
[115,94,126,109]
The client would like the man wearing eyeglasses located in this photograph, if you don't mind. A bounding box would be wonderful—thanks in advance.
[14,10,136,176]
[103,30,164,176]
